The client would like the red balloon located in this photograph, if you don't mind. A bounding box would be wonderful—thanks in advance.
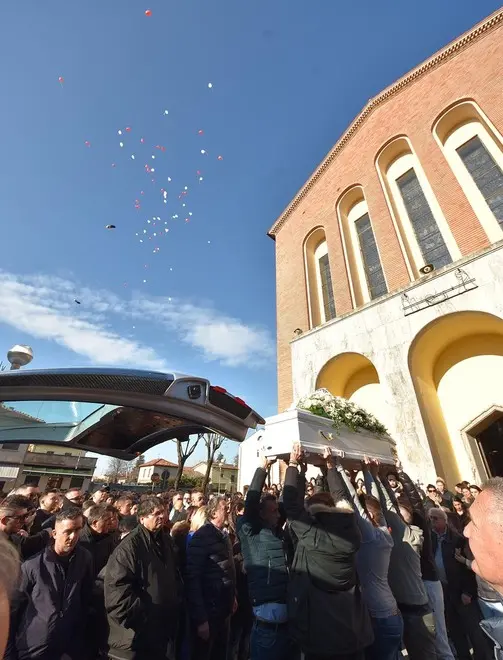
[126,126,131,132]
[217,155,223,161]
[145,9,152,16]
[58,76,64,84]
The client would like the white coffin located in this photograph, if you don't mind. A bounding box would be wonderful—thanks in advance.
[254,408,396,466]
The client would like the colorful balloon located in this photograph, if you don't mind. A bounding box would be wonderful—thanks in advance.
[58,76,64,84]
[145,9,152,16]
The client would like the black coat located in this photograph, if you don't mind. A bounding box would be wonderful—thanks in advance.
[237,467,289,607]
[431,527,478,598]
[283,465,373,656]
[8,530,51,561]
[186,521,236,625]
[6,545,93,660]
[29,509,53,536]
[399,471,439,582]
[79,523,118,576]
[104,524,182,660]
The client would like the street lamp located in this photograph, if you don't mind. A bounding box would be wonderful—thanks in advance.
[7,345,33,370]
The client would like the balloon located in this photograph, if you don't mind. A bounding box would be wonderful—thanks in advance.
[74,299,81,305]
[118,130,122,135]
[217,155,223,160]
[208,82,213,88]
[198,130,204,135]
[164,110,169,115]
[84,141,91,147]
[145,9,152,16]
[106,224,116,229]
[119,142,124,148]
[58,76,64,84]
[201,149,206,155]
[126,127,131,132]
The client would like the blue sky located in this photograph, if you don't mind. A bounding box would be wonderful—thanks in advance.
[0,0,499,472]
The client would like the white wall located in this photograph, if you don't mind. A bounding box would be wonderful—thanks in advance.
[290,243,503,483]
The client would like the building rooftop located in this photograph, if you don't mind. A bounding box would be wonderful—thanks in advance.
[140,458,179,468]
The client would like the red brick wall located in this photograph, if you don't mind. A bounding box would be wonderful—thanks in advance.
[274,21,503,411]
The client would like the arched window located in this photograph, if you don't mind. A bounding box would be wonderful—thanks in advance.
[337,187,388,306]
[376,137,460,278]
[304,228,336,328]
[433,100,503,243]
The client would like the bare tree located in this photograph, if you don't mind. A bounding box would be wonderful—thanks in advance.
[202,433,225,493]
[232,453,239,467]
[130,454,146,483]
[174,434,202,489]
[105,457,131,483]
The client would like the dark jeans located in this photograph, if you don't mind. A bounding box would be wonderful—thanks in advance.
[191,617,230,660]
[365,613,403,660]
[250,620,296,660]
[443,588,494,660]
[400,606,438,660]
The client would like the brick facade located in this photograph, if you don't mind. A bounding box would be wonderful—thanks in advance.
[271,10,503,411]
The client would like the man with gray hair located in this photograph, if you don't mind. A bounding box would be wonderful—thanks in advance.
[465,478,503,657]
[105,495,182,660]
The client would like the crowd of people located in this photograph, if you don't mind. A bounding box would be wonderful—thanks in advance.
[0,445,502,660]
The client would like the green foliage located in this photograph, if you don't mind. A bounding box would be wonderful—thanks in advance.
[167,474,204,490]
[297,389,388,436]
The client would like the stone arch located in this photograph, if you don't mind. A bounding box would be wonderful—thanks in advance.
[408,310,503,484]
[316,352,389,430]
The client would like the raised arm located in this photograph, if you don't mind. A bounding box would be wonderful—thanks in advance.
[398,465,425,517]
[282,444,307,521]
[243,458,274,523]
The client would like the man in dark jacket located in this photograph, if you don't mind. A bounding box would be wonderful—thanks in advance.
[283,445,373,660]
[429,507,493,660]
[169,492,188,524]
[79,503,118,658]
[237,457,292,660]
[105,496,182,660]
[6,507,93,660]
[30,489,63,535]
[397,468,454,660]
[79,503,118,575]
[186,495,236,660]
[0,495,51,561]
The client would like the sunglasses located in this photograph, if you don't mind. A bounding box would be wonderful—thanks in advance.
[9,512,30,521]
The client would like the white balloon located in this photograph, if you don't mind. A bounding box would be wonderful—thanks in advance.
[131,154,135,159]
[118,130,122,135]
[208,83,213,88]
[119,142,124,147]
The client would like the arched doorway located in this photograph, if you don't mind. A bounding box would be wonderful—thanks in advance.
[316,352,389,430]
[408,311,503,485]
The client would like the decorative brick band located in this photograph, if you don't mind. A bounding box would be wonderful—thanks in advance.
[268,9,503,238]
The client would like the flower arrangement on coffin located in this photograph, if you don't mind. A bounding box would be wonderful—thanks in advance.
[297,388,388,436]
